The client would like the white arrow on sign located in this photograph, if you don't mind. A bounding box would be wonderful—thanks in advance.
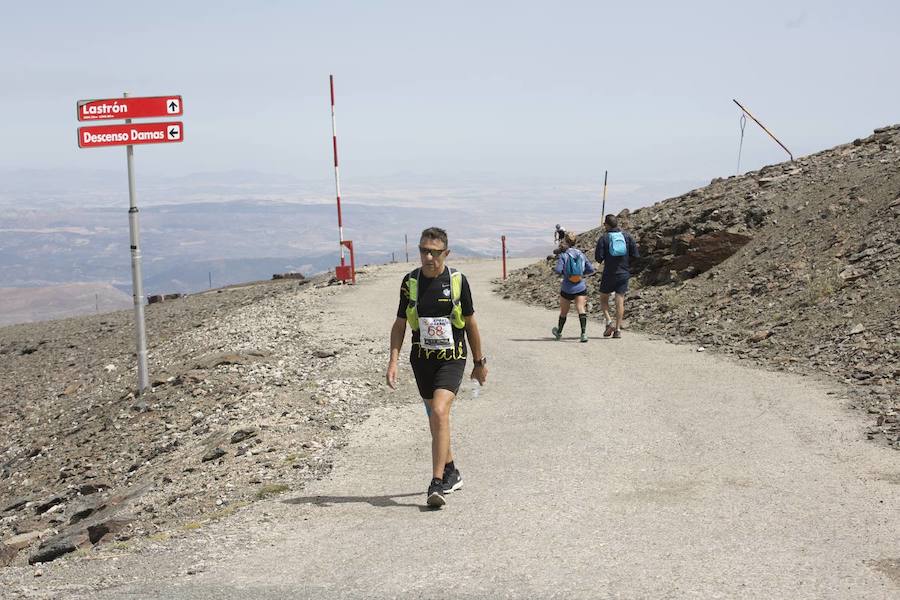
[167,125,181,140]
[166,98,180,114]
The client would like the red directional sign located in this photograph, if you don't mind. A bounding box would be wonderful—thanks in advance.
[78,122,184,148]
[77,96,183,121]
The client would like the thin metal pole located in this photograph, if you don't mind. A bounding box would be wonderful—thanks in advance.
[600,170,608,225]
[501,235,507,280]
[330,75,345,265]
[124,92,150,393]
[732,99,793,161]
[404,234,409,262]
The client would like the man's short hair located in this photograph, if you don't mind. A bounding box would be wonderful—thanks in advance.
[420,227,448,248]
[604,214,618,229]
[564,231,578,245]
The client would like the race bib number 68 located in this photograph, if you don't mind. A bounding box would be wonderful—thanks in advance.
[419,316,453,350]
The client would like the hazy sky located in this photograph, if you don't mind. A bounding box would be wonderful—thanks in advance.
[2,0,898,184]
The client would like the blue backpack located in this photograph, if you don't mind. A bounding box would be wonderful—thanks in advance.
[608,231,627,257]
[564,250,586,283]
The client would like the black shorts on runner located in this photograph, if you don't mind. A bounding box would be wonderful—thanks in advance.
[599,275,629,295]
[560,290,588,301]
[409,353,466,399]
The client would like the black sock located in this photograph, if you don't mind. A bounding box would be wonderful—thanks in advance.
[444,461,455,473]
[579,313,587,334]
[557,316,567,332]
[431,477,443,486]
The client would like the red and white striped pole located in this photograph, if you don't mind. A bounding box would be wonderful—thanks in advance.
[330,74,345,266]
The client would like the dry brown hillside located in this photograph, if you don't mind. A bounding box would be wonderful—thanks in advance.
[499,124,900,449]
[0,272,395,567]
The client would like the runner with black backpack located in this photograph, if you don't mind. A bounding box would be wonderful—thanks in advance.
[552,231,596,343]
[594,214,639,338]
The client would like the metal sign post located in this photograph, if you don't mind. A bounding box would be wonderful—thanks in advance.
[501,235,507,280]
[600,170,608,225]
[76,92,185,394]
[124,92,150,392]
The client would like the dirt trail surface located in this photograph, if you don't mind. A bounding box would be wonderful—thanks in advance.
[3,259,899,599]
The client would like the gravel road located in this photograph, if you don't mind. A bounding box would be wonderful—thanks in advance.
[5,258,898,599]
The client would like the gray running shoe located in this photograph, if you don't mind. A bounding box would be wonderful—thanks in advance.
[580,332,588,343]
[442,467,463,493]
[551,326,562,340]
[426,478,446,507]
[612,329,622,339]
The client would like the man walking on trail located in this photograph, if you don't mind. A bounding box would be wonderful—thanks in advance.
[552,231,596,342]
[386,227,488,508]
[594,214,639,338]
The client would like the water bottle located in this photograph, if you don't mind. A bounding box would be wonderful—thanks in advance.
[469,379,481,399]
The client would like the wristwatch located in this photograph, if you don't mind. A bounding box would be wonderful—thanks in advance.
[473,357,487,367]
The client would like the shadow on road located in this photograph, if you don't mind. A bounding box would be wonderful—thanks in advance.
[282,492,433,511]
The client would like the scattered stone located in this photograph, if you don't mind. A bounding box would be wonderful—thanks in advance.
[230,428,258,444]
[78,482,111,496]
[33,495,66,515]
[839,267,866,281]
[2,497,29,513]
[28,535,81,564]
[0,544,18,567]
[202,447,226,463]
[749,330,773,343]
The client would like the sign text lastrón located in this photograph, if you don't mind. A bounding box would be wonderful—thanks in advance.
[77,96,183,121]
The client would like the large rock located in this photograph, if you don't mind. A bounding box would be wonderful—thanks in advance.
[28,533,86,564]
[668,231,753,274]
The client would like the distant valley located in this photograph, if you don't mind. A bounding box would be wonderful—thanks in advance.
[0,169,699,324]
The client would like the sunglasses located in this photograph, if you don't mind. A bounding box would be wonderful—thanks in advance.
[418,246,447,257]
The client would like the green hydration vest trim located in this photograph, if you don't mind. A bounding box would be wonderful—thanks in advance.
[405,267,466,331]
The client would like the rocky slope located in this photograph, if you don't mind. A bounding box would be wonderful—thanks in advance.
[0,270,399,568]
[498,124,900,449]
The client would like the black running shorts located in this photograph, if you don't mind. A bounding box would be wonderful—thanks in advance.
[560,290,588,301]
[599,275,629,295]
[409,352,466,399]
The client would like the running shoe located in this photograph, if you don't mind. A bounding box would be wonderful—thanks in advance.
[442,467,463,493]
[580,332,588,343]
[551,326,562,340]
[603,321,615,337]
[426,478,446,507]
[612,329,622,339]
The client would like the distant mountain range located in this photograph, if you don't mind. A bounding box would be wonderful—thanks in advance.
[0,170,700,324]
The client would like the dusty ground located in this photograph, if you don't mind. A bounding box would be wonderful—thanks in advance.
[1,259,898,599]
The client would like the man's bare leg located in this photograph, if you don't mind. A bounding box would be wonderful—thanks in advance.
[427,407,453,472]
[615,293,625,332]
[600,292,612,324]
[427,389,455,479]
